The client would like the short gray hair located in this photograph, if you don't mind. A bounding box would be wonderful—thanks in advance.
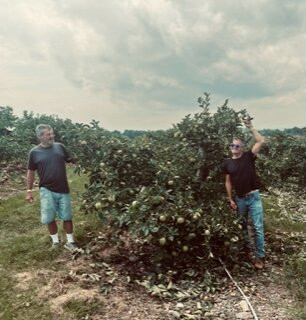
[35,124,53,138]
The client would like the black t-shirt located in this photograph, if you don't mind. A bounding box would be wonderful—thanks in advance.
[27,143,70,193]
[222,150,258,197]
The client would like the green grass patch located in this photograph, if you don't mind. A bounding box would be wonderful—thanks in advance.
[63,298,105,319]
[263,195,306,319]
[286,250,306,299]
[0,233,60,270]
[0,169,104,319]
[0,193,42,239]
[264,196,306,233]
[0,271,54,320]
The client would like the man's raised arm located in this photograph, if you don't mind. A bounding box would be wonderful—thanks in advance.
[244,119,267,155]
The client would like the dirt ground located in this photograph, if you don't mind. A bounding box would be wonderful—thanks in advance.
[12,231,303,320]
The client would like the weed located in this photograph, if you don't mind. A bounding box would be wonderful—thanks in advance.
[63,298,105,318]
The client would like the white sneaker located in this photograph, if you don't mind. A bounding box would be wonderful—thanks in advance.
[64,242,78,252]
[50,242,61,250]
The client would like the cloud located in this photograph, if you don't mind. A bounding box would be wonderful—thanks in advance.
[0,0,305,130]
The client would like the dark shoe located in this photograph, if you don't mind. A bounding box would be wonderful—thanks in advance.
[254,257,264,270]
[246,250,253,260]
[243,247,253,260]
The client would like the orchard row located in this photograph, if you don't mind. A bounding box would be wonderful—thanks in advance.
[1,96,305,267]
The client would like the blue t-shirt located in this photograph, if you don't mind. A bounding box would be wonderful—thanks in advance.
[28,143,70,193]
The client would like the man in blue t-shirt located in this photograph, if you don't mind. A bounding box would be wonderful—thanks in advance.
[26,124,78,252]
[222,119,267,269]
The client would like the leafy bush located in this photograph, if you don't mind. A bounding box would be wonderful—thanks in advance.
[257,133,306,189]
[76,95,253,268]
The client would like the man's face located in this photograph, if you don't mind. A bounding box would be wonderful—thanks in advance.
[40,129,55,146]
[229,139,244,156]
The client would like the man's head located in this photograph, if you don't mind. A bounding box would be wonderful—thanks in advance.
[36,124,54,147]
[229,137,245,157]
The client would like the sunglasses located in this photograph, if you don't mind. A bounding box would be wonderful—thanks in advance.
[229,144,242,149]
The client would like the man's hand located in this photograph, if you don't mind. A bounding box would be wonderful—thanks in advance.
[26,191,33,203]
[242,117,254,129]
[229,199,237,210]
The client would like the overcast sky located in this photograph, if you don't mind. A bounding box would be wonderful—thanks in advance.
[1,0,305,131]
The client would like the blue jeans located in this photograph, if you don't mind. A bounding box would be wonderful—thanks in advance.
[40,187,72,225]
[235,190,265,258]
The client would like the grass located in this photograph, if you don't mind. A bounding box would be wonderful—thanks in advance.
[63,298,105,318]
[263,195,306,319]
[0,169,102,320]
[264,195,306,233]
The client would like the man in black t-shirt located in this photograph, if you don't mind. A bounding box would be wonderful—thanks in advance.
[222,119,267,269]
[26,124,78,252]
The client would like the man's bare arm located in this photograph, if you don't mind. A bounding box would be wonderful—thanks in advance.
[26,170,35,202]
[225,174,237,210]
[244,119,267,155]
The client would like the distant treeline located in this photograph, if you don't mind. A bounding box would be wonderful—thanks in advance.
[111,130,148,139]
[259,127,306,137]
[1,106,305,139]
[111,129,166,139]
[117,127,306,139]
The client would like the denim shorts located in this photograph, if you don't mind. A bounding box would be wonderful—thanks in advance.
[40,187,73,224]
